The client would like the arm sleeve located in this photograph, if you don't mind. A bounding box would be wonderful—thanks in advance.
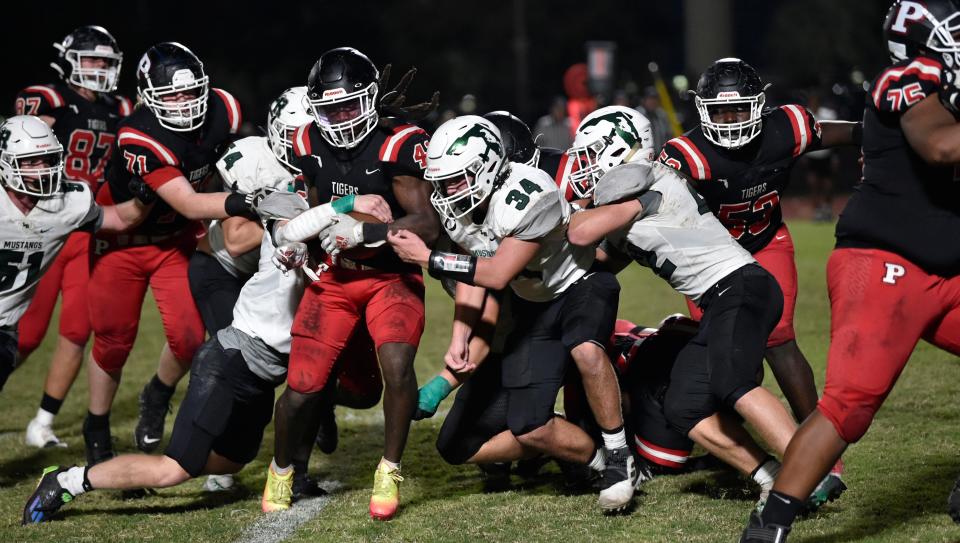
[14,86,61,118]
[870,58,942,113]
[776,105,823,157]
[379,126,430,178]
[658,138,701,180]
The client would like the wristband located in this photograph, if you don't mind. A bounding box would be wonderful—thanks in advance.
[331,194,355,214]
[224,192,249,216]
[428,250,477,285]
[362,222,389,243]
[418,375,454,412]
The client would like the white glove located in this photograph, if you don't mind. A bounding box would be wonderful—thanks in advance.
[271,242,322,282]
[320,213,365,253]
[275,203,338,245]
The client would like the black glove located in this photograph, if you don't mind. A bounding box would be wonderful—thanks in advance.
[940,66,960,116]
[128,176,157,205]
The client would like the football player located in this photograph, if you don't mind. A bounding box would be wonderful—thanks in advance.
[21,190,386,523]
[14,25,133,449]
[742,2,960,540]
[0,115,147,395]
[84,42,255,467]
[388,115,637,513]
[657,60,859,472]
[261,47,439,520]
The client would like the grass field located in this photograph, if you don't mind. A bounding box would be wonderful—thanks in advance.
[4,220,960,542]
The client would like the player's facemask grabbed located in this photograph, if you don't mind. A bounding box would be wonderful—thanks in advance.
[424,116,508,221]
[0,116,64,197]
[567,105,654,198]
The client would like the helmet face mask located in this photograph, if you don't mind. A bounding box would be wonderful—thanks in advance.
[52,26,122,94]
[695,90,765,149]
[0,116,64,198]
[137,43,209,132]
[425,116,506,221]
[567,106,653,198]
[306,48,380,149]
[268,86,313,172]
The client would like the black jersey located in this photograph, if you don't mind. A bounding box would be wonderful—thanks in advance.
[538,147,578,203]
[659,105,822,253]
[97,88,241,239]
[14,82,133,189]
[291,121,430,272]
[836,56,960,276]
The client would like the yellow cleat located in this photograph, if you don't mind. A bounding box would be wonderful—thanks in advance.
[369,463,403,520]
[261,465,293,512]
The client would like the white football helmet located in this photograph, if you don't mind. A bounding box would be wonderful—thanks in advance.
[268,86,313,172]
[0,115,64,197]
[425,115,507,220]
[566,106,654,198]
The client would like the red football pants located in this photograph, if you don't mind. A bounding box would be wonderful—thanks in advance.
[88,235,205,373]
[18,231,92,356]
[818,248,960,443]
[288,267,425,394]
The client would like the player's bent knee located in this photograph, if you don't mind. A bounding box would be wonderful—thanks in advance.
[818,393,877,443]
[92,342,133,373]
[156,456,192,487]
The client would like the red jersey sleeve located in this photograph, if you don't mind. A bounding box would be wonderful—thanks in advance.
[14,85,65,117]
[116,127,183,189]
[659,136,711,181]
[378,125,429,177]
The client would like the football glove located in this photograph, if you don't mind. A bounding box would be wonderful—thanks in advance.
[320,213,364,253]
[271,242,321,281]
[939,66,960,117]
[128,176,157,205]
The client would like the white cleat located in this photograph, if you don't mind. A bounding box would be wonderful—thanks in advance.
[204,474,235,492]
[25,418,67,448]
[598,446,636,512]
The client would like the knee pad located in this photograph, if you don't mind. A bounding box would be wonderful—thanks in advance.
[92,339,132,374]
[818,391,877,444]
[508,411,552,438]
[435,427,477,465]
[166,325,205,367]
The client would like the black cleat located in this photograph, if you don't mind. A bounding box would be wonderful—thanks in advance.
[948,474,960,523]
[292,472,328,501]
[314,404,338,454]
[515,455,551,479]
[557,460,598,493]
[134,381,172,453]
[83,428,115,466]
[478,462,512,492]
[22,466,75,524]
[598,446,636,512]
[740,510,791,542]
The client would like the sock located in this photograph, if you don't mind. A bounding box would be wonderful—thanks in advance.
[751,457,781,492]
[40,393,63,417]
[380,457,400,471]
[293,459,308,477]
[35,407,55,426]
[761,490,803,527]
[270,458,292,476]
[83,411,110,433]
[149,374,176,400]
[830,458,845,476]
[57,466,92,496]
[587,448,606,471]
[601,425,627,450]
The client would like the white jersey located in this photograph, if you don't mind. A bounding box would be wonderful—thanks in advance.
[0,183,100,326]
[444,162,594,302]
[230,226,305,356]
[209,136,295,277]
[595,161,755,304]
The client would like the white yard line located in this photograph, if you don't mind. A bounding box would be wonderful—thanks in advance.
[233,480,343,543]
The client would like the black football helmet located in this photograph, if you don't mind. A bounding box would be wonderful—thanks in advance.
[306,47,380,149]
[136,42,209,132]
[483,111,540,167]
[51,26,122,93]
[693,58,766,149]
[884,0,960,67]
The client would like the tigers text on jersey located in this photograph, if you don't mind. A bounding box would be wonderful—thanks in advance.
[837,56,960,276]
[444,162,594,302]
[291,121,430,272]
[208,136,297,277]
[659,105,821,253]
[0,183,101,326]
[596,161,755,303]
[14,81,132,188]
[97,88,241,240]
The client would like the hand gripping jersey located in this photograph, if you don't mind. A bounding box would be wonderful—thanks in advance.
[14,82,133,189]
[837,57,960,276]
[659,105,822,253]
[0,183,101,326]
[444,162,594,302]
[291,121,430,272]
[594,161,755,303]
[208,136,298,277]
[97,88,241,240]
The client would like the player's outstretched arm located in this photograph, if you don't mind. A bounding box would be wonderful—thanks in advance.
[901,94,960,165]
[97,199,152,233]
[818,120,863,148]
[566,199,642,247]
[222,216,264,257]
[154,176,253,220]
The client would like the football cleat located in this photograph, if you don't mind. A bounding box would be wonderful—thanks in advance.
[598,446,636,512]
[477,462,511,492]
[134,381,172,453]
[22,466,74,524]
[740,510,791,542]
[802,473,847,514]
[292,472,328,500]
[369,463,403,520]
[204,474,235,492]
[261,465,294,512]
[83,427,115,466]
[558,459,599,493]
[515,456,550,479]
[314,404,338,454]
[25,418,67,449]
[948,473,960,523]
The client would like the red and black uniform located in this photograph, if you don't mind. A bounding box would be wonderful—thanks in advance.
[13,82,133,357]
[88,88,241,372]
[287,121,430,394]
[820,56,960,443]
[659,106,822,346]
[538,147,577,202]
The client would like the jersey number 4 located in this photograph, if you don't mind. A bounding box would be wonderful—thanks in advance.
[505,178,544,211]
[717,190,780,239]
[0,250,43,293]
